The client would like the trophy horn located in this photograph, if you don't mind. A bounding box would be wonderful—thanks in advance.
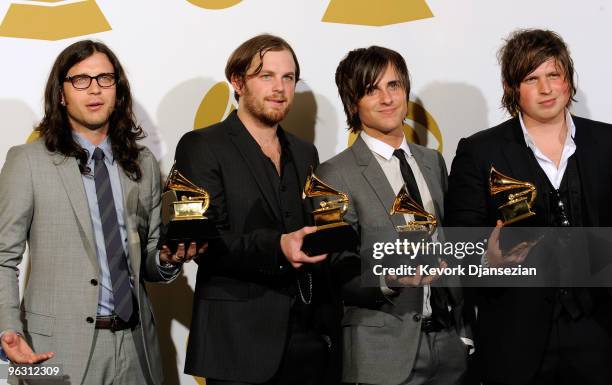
[489,166,536,207]
[164,163,210,213]
[302,167,349,214]
[389,185,438,226]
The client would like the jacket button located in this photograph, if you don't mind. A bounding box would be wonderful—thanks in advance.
[413,314,422,322]
[86,316,94,324]
[90,279,98,286]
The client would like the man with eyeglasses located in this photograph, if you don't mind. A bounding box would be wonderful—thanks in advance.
[446,29,612,384]
[0,40,197,384]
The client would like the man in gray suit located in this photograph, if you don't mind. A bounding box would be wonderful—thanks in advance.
[0,40,197,384]
[316,46,472,385]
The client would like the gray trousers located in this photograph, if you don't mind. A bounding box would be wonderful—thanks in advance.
[80,326,147,385]
[19,326,147,385]
[361,328,468,385]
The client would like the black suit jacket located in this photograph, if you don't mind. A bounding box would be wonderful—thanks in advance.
[175,111,340,383]
[445,116,612,384]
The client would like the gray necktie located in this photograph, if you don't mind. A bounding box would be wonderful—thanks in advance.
[93,147,133,322]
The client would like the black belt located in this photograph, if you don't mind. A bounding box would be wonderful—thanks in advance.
[420,317,444,333]
[95,314,139,332]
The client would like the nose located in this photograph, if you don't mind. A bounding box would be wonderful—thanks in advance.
[87,78,102,94]
[379,87,393,104]
[538,78,552,94]
[272,76,285,93]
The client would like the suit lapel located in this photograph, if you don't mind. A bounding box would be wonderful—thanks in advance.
[287,133,309,191]
[227,114,282,222]
[118,167,140,272]
[53,153,98,271]
[573,117,599,225]
[499,119,547,212]
[409,143,444,221]
[285,133,314,215]
[352,136,405,229]
[500,119,538,182]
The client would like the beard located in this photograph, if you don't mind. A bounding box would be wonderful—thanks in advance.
[241,87,292,127]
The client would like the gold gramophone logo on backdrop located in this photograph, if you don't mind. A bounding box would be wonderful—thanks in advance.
[186,0,242,10]
[193,81,236,129]
[323,0,433,26]
[348,101,444,152]
[0,0,111,40]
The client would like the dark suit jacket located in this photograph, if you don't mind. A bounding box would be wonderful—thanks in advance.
[174,111,339,383]
[445,116,612,384]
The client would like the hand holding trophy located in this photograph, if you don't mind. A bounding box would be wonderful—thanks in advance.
[488,166,539,256]
[160,164,215,253]
[301,168,358,256]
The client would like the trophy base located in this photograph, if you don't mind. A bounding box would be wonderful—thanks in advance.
[500,199,535,226]
[302,222,358,256]
[160,218,217,252]
[499,225,543,255]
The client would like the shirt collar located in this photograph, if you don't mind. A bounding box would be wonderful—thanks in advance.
[519,109,576,150]
[72,132,114,164]
[360,130,412,161]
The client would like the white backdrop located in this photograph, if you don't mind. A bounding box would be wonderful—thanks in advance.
[1,1,611,384]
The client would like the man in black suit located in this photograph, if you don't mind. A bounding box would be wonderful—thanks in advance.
[173,34,338,385]
[446,29,612,385]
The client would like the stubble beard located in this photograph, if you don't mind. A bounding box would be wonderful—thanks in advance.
[243,90,291,127]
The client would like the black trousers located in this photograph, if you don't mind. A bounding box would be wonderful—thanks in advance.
[484,304,612,385]
[207,306,329,385]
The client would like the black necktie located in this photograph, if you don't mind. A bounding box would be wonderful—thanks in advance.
[393,149,423,207]
[393,149,450,322]
[93,148,133,322]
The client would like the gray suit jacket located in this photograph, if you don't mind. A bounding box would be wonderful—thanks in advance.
[316,136,470,385]
[0,139,167,385]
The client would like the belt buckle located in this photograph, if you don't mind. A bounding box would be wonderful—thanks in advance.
[421,317,435,333]
[110,315,119,332]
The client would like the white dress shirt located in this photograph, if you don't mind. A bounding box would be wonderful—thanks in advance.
[360,131,436,317]
[519,110,576,189]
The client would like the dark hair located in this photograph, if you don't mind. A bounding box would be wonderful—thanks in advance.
[498,29,577,116]
[36,40,145,181]
[335,46,410,133]
[225,34,300,101]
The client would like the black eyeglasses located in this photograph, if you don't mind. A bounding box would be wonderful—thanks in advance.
[64,73,116,90]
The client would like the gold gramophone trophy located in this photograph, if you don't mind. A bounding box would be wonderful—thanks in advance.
[389,184,437,235]
[301,168,358,256]
[160,164,214,250]
[388,185,438,267]
[489,166,537,225]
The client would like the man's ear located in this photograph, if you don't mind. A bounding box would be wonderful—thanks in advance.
[60,89,66,106]
[230,75,245,97]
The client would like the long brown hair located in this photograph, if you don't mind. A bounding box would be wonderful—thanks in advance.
[37,40,145,181]
[498,29,577,117]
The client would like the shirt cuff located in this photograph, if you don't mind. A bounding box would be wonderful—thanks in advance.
[0,330,23,362]
[379,274,398,297]
[460,337,475,355]
[481,251,489,267]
